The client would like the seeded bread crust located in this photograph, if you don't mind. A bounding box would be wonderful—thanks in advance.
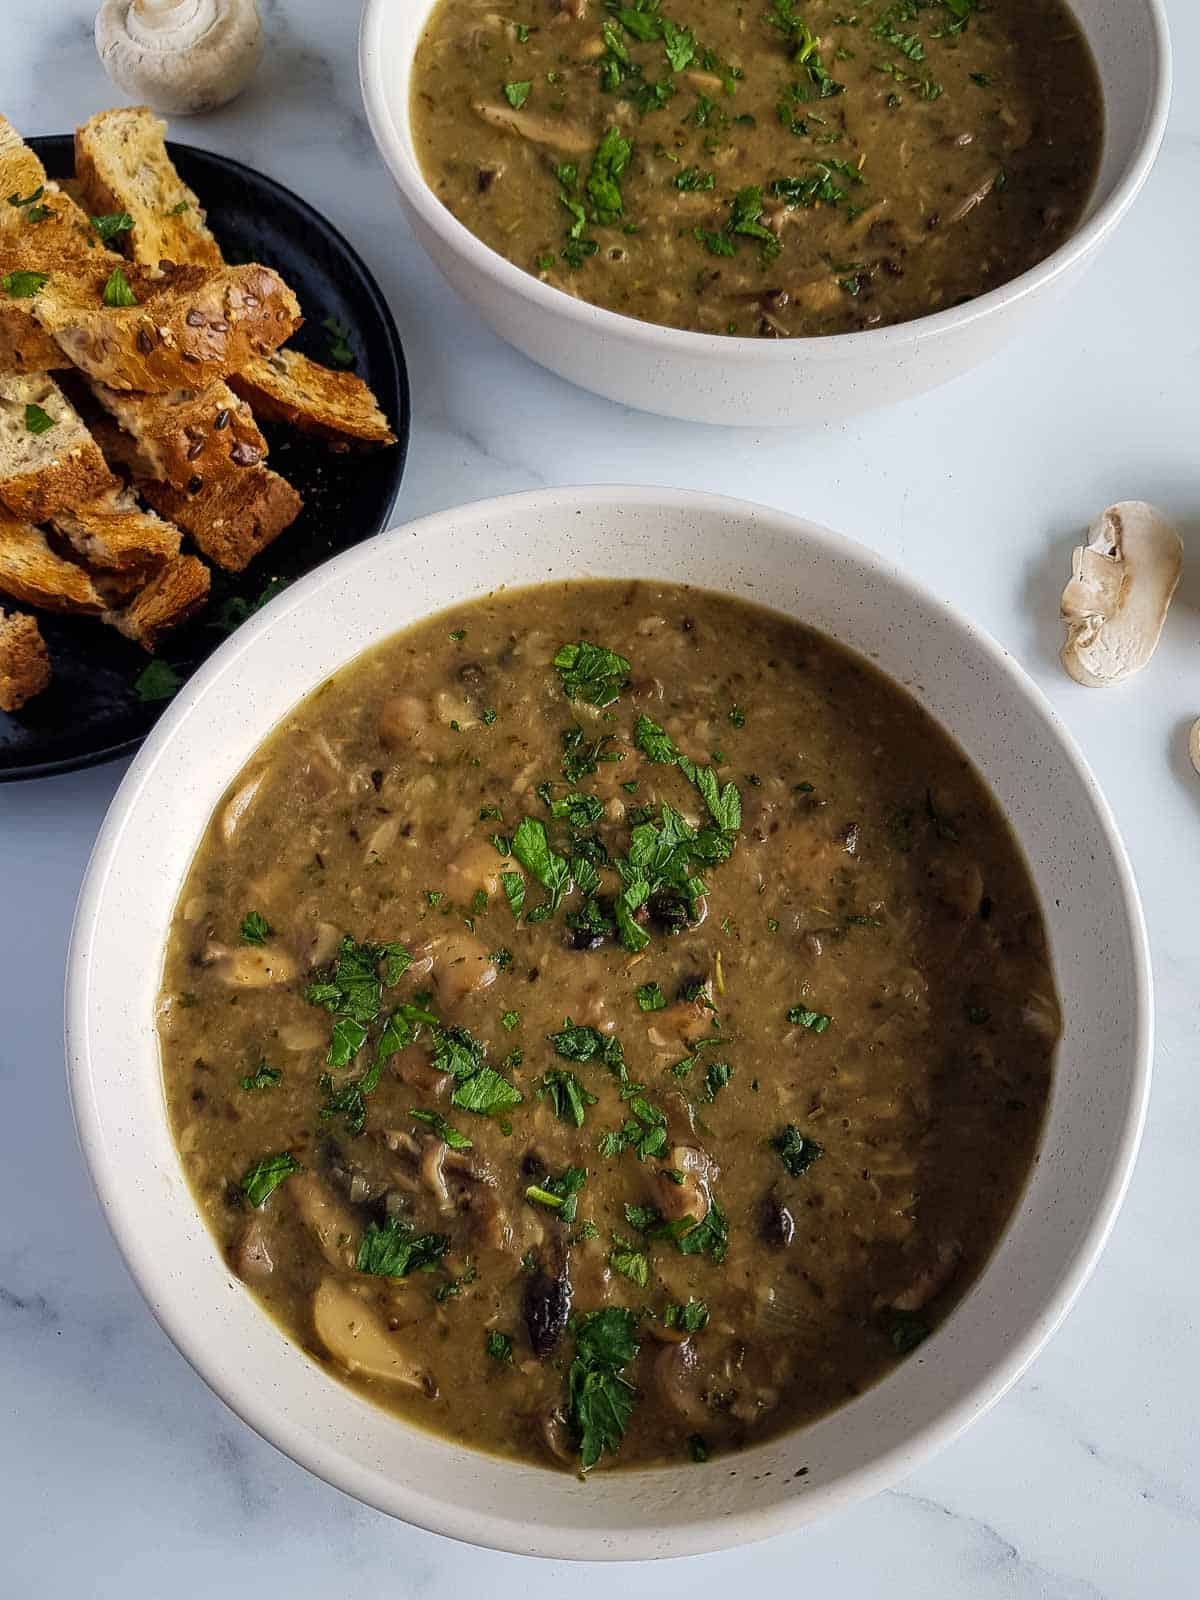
[229,349,397,452]
[0,507,105,613]
[34,262,302,394]
[104,552,210,650]
[75,108,223,271]
[51,484,181,574]
[0,605,51,710]
[89,377,267,490]
[140,465,302,573]
[0,373,117,520]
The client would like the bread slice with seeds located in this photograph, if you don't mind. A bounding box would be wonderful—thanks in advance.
[75,107,223,271]
[140,464,302,573]
[0,372,117,520]
[229,348,396,452]
[34,261,302,393]
[51,483,181,574]
[0,605,51,710]
[89,376,267,491]
[104,552,210,650]
[0,506,105,613]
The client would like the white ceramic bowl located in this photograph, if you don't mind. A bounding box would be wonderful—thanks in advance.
[66,488,1151,1559]
[359,0,1171,428]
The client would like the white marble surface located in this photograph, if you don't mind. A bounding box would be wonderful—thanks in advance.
[2,1,1198,1592]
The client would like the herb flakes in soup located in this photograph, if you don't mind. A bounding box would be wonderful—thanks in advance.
[159,579,1059,1472]
[411,0,1102,337]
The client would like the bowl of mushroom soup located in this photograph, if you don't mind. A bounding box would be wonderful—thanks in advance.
[359,0,1170,426]
[66,487,1151,1556]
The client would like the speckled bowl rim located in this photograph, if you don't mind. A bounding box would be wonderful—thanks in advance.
[65,487,1153,1559]
[358,0,1172,361]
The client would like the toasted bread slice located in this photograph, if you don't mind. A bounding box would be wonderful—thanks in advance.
[0,117,106,374]
[34,261,302,394]
[75,108,223,271]
[0,373,117,520]
[141,465,302,573]
[51,483,181,574]
[89,377,267,490]
[0,506,105,613]
[230,348,396,452]
[0,604,50,710]
[104,552,210,650]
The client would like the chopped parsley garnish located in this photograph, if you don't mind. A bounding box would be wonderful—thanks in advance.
[608,1235,651,1287]
[729,704,745,727]
[548,791,605,827]
[703,1060,733,1102]
[786,1003,832,1033]
[321,316,355,368]
[91,210,135,243]
[409,1107,473,1150]
[501,870,525,917]
[511,815,571,918]
[535,1067,598,1127]
[586,126,634,226]
[7,185,43,207]
[664,1298,709,1332]
[553,639,631,708]
[239,1062,281,1091]
[689,1434,710,1462]
[451,1063,523,1117]
[101,265,137,307]
[168,199,190,215]
[239,910,271,945]
[24,402,54,435]
[675,1196,728,1262]
[240,1151,303,1208]
[133,659,182,702]
[2,270,48,298]
[772,1124,824,1177]
[500,1009,520,1031]
[504,80,532,108]
[486,1329,514,1363]
[356,1215,450,1278]
[567,1306,640,1470]
[525,1164,587,1222]
[767,0,845,99]
[305,936,412,1028]
[695,184,779,261]
[674,165,715,191]
[635,980,666,1011]
[561,723,622,782]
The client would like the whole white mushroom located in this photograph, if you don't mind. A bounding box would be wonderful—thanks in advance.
[95,0,262,116]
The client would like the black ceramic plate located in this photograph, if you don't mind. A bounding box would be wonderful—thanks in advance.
[0,138,409,782]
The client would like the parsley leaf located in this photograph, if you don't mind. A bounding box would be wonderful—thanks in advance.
[321,315,356,368]
[91,211,134,243]
[25,403,54,435]
[636,980,666,1011]
[486,1329,514,1363]
[664,1298,709,1332]
[240,1151,303,1208]
[239,910,271,946]
[504,79,532,108]
[133,659,182,702]
[525,1164,587,1222]
[356,1216,450,1277]
[511,816,571,914]
[409,1108,473,1150]
[552,639,631,708]
[568,1306,640,1469]
[239,1062,281,1091]
[772,1124,824,1177]
[536,1067,597,1127]
[586,126,634,225]
[451,1064,523,1117]
[102,265,138,307]
[2,270,48,298]
[608,1235,651,1287]
[787,1003,832,1033]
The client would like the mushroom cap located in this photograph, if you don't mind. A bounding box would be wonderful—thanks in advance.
[1060,501,1183,688]
[96,0,262,116]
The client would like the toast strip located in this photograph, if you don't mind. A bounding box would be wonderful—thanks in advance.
[89,376,267,491]
[0,605,51,710]
[51,484,181,574]
[0,373,117,520]
[75,107,223,270]
[140,465,302,573]
[104,553,210,650]
[0,507,105,614]
[229,348,396,452]
[34,262,302,394]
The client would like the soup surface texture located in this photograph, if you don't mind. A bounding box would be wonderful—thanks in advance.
[160,581,1059,1474]
[410,0,1102,338]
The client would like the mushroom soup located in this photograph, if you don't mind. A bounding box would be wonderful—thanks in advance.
[160,581,1059,1473]
[410,0,1103,338]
